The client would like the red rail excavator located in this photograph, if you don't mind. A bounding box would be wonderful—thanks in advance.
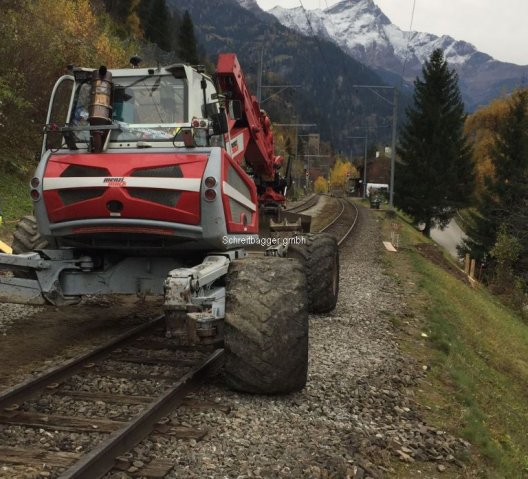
[0,54,339,394]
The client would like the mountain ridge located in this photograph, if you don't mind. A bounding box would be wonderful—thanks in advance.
[259,0,527,110]
[165,0,401,152]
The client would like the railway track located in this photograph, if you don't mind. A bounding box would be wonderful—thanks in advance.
[0,197,360,479]
[284,194,319,214]
[319,197,359,246]
[286,194,359,245]
[0,318,223,478]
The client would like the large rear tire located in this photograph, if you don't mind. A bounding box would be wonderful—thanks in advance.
[288,233,339,314]
[224,257,308,394]
[11,215,49,253]
[11,215,51,279]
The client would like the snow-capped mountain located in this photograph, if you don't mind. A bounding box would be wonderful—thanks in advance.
[236,0,260,10]
[261,0,527,110]
[167,0,395,151]
[267,0,476,71]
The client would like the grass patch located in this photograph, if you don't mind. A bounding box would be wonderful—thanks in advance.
[384,213,528,478]
[0,171,32,240]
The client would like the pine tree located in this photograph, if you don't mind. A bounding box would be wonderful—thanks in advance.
[395,49,474,236]
[140,0,172,52]
[177,10,199,64]
[105,0,133,23]
[461,89,528,280]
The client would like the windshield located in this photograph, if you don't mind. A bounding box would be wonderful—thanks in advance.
[70,75,187,144]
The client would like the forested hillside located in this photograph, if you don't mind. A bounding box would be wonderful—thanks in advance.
[0,0,139,173]
[0,0,402,175]
[165,0,398,151]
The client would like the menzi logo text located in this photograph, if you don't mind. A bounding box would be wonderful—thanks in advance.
[103,177,127,187]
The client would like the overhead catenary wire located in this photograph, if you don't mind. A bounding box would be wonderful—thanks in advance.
[399,0,417,87]
[297,0,373,150]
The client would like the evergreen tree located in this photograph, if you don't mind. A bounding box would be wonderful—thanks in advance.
[102,0,143,39]
[395,49,474,236]
[104,0,133,23]
[177,10,199,64]
[140,0,172,52]
[461,89,528,280]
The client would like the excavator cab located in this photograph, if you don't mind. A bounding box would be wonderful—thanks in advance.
[29,61,260,254]
[43,62,222,153]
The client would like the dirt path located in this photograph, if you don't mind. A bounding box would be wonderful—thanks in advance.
[0,297,162,389]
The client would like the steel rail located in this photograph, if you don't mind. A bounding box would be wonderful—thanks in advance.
[319,198,346,233]
[285,194,319,214]
[317,198,359,246]
[57,348,225,479]
[0,315,165,410]
[337,200,359,246]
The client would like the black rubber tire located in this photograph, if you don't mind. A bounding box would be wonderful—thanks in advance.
[11,215,49,253]
[224,257,309,394]
[288,233,339,314]
[11,215,51,279]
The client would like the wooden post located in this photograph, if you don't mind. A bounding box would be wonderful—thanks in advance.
[470,259,476,279]
[464,254,470,274]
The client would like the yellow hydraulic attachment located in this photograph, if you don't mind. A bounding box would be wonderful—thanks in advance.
[0,240,12,254]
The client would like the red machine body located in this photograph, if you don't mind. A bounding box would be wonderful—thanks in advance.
[32,54,288,252]
[216,54,286,205]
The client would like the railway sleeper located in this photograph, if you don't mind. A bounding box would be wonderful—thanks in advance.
[0,244,316,394]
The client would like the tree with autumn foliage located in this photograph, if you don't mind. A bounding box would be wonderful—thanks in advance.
[461,89,528,284]
[0,0,137,171]
[395,49,474,236]
[103,0,143,39]
[329,157,357,188]
[464,95,510,198]
[177,11,200,65]
[314,176,328,194]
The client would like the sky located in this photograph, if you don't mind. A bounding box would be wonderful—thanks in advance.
[255,0,528,65]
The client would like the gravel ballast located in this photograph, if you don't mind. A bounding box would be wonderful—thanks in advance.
[116,205,466,478]
[0,303,42,336]
[0,205,466,478]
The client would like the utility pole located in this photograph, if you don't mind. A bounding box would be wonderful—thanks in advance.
[351,84,399,207]
[348,124,391,199]
[298,133,320,177]
[297,133,318,191]
[303,154,331,192]
[348,135,368,198]
[389,89,399,208]
[274,123,317,194]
